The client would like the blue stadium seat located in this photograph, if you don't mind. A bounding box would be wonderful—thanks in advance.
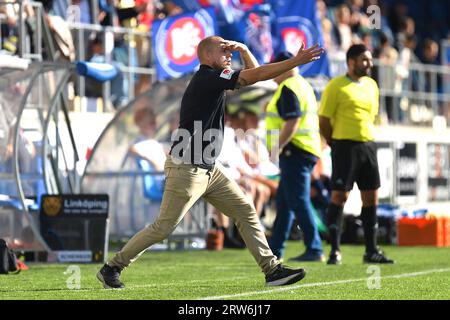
[136,158,165,202]
[75,61,118,83]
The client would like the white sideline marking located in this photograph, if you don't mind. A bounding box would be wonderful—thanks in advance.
[130,276,248,289]
[5,268,449,295]
[200,267,450,300]
[1,276,248,294]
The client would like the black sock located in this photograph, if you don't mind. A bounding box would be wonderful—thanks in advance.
[361,206,378,253]
[327,203,344,253]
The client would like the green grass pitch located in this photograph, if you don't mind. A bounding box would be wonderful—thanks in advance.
[1,242,449,300]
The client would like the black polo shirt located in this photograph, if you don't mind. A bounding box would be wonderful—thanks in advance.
[170,65,241,168]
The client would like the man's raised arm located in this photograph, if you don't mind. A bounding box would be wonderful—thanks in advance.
[237,43,324,87]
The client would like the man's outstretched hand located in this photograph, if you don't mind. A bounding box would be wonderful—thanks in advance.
[295,43,325,65]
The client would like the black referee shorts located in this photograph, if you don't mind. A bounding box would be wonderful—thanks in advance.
[330,139,381,192]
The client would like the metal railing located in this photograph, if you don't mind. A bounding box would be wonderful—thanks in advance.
[0,62,81,253]
[82,167,211,244]
[1,1,156,111]
[328,57,450,126]
[66,22,155,109]
[0,1,44,60]
[3,1,449,126]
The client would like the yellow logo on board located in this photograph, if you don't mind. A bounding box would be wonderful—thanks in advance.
[42,196,62,216]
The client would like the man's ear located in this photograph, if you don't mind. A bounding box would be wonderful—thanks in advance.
[347,59,354,71]
[204,50,212,63]
[198,50,209,65]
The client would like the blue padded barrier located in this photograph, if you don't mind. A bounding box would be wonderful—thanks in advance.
[76,61,118,83]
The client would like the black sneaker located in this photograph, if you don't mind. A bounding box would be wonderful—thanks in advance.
[363,250,394,264]
[289,252,325,262]
[97,263,125,289]
[326,251,342,265]
[265,264,306,286]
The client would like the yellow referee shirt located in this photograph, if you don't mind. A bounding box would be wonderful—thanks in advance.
[319,75,379,142]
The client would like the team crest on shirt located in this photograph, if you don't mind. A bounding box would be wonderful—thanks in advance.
[220,69,235,80]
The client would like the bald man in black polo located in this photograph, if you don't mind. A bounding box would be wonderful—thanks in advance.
[97,36,324,289]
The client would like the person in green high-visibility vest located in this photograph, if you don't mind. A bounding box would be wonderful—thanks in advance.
[266,51,325,263]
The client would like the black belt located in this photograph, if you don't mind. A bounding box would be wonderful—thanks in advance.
[169,150,215,170]
[195,163,215,170]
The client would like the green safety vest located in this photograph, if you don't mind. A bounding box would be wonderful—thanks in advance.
[265,75,321,157]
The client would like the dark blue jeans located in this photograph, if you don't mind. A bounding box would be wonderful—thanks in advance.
[269,148,323,259]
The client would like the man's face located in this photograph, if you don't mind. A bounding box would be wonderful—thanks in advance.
[351,50,373,77]
[424,43,438,61]
[209,39,233,69]
[138,116,156,137]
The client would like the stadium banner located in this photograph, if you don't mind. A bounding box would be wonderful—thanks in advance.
[243,6,273,64]
[40,194,109,263]
[200,1,270,64]
[270,0,330,77]
[427,143,450,201]
[152,7,217,80]
[396,142,418,199]
[442,40,450,100]
[447,45,450,65]
[376,142,395,203]
[208,0,245,41]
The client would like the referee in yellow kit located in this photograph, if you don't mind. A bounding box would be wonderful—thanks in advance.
[319,44,394,265]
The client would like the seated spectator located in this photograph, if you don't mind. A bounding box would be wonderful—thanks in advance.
[86,35,127,108]
[98,0,146,27]
[129,107,166,173]
[396,34,419,119]
[395,16,416,51]
[365,0,394,49]
[317,0,339,54]
[421,38,440,65]
[227,109,275,217]
[361,31,373,52]
[333,4,354,53]
[134,0,155,95]
[160,0,187,16]
[70,0,92,24]
[237,107,275,216]
[213,107,277,247]
[388,1,409,37]
[374,32,400,123]
[346,0,370,35]
[213,113,254,248]
[218,111,256,198]
[0,1,19,54]
[420,38,444,116]
[27,0,76,61]
[420,39,441,93]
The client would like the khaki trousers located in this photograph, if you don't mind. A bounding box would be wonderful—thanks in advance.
[109,157,280,275]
